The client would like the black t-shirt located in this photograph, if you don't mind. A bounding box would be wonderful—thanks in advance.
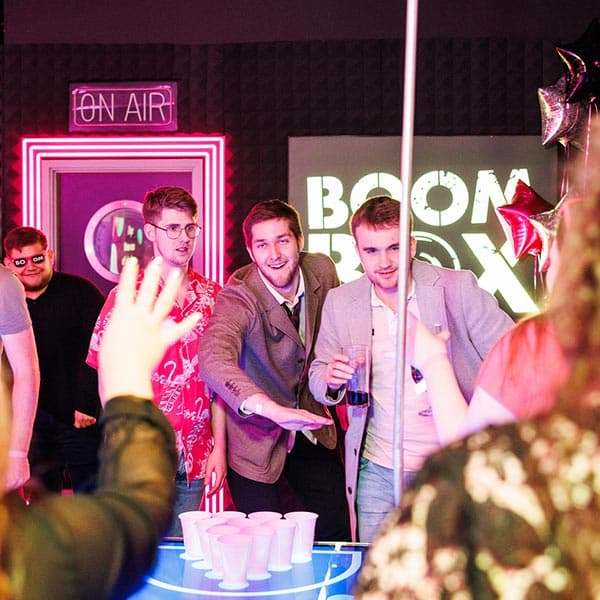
[26,271,105,423]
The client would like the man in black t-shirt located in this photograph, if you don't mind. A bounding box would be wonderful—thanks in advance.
[4,226,105,493]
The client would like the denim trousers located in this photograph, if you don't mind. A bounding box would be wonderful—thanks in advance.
[167,455,204,537]
[356,456,416,543]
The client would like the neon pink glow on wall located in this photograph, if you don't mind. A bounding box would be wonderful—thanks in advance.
[21,136,226,284]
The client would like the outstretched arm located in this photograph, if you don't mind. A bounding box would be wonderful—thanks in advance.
[198,288,332,431]
[239,391,333,429]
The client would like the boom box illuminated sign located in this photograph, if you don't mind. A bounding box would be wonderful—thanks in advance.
[288,136,557,318]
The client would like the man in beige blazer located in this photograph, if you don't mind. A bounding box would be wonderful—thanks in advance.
[198,199,350,540]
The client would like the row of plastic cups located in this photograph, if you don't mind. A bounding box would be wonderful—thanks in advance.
[178,510,318,589]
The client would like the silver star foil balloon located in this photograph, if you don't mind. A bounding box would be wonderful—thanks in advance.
[529,193,569,272]
[538,74,584,148]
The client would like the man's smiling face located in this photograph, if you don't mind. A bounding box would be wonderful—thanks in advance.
[247,218,304,299]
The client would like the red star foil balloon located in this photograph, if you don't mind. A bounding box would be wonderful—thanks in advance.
[556,17,600,104]
[538,74,585,148]
[497,180,554,259]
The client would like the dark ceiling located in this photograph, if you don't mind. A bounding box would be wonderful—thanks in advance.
[4,1,599,46]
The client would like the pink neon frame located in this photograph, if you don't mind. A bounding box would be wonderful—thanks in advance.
[21,136,226,284]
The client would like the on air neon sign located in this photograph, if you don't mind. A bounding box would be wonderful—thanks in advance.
[69,82,178,132]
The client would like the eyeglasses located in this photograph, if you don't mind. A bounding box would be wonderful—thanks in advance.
[10,253,46,268]
[149,223,202,239]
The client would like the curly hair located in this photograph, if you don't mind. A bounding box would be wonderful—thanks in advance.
[549,117,600,415]
[353,117,600,600]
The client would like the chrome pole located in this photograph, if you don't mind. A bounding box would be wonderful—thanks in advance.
[393,0,419,507]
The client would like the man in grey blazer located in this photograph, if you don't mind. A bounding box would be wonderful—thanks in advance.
[309,195,513,542]
[198,199,350,540]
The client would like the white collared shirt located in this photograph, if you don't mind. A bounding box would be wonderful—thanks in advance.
[363,284,440,471]
[258,268,306,345]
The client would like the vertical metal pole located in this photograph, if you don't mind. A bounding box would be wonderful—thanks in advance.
[393,0,419,507]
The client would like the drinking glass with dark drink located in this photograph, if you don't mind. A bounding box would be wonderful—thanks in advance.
[341,344,370,406]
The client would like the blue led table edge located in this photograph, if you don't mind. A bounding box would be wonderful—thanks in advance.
[128,539,369,599]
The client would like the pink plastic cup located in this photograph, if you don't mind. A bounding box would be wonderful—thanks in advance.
[212,510,247,520]
[178,510,212,560]
[266,518,296,571]
[248,510,283,523]
[193,517,228,570]
[239,524,274,580]
[218,533,252,590]
[284,511,318,563]
[226,516,251,529]
[205,524,240,579]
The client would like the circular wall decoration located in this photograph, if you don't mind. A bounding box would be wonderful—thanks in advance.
[84,199,153,282]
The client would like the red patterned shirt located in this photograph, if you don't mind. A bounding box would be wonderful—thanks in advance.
[87,269,220,483]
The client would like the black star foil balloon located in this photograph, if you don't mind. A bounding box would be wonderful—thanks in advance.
[556,18,600,104]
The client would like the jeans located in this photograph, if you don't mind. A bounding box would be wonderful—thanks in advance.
[356,456,416,543]
[166,455,204,537]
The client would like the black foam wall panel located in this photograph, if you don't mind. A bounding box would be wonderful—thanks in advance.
[1,39,559,274]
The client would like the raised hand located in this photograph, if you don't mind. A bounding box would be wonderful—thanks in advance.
[98,257,200,402]
[324,353,354,391]
[405,312,450,373]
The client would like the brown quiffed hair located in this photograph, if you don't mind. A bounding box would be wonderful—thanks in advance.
[142,186,197,223]
[350,195,412,236]
[4,226,48,255]
[242,199,302,247]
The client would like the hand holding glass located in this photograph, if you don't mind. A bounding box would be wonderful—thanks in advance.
[341,345,370,406]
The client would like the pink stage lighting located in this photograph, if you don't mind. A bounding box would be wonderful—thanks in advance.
[21,136,226,285]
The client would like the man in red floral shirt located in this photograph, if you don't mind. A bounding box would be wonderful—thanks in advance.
[87,186,225,536]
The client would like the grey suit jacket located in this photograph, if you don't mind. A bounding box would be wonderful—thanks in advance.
[198,252,339,484]
[309,259,514,539]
